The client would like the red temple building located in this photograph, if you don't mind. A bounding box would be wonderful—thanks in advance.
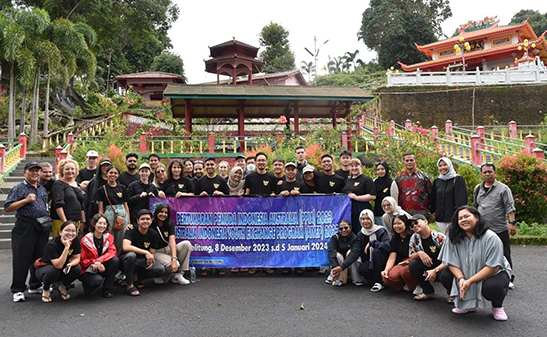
[399,18,547,72]
[115,71,185,106]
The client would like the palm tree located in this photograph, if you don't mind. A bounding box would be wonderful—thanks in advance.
[300,61,314,83]
[343,50,361,72]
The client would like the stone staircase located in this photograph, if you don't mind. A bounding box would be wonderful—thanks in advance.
[0,157,56,249]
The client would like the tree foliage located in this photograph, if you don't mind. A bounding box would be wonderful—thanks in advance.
[509,9,547,36]
[358,0,450,69]
[258,22,295,73]
[151,51,185,76]
[315,62,384,87]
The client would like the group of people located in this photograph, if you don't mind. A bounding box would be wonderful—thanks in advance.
[7,147,516,320]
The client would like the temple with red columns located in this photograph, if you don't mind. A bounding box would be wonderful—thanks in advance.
[399,17,547,72]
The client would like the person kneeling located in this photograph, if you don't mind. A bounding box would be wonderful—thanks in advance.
[327,220,362,286]
[120,209,164,296]
[152,204,192,285]
[79,214,119,298]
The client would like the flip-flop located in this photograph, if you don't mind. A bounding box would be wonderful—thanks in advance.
[41,295,52,303]
[126,286,140,296]
[59,291,70,301]
[265,268,274,274]
[414,293,435,301]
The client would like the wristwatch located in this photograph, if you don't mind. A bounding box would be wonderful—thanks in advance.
[509,220,517,225]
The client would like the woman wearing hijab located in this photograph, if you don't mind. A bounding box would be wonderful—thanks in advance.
[227,166,245,196]
[356,209,391,292]
[429,157,468,234]
[373,162,399,227]
[381,196,411,238]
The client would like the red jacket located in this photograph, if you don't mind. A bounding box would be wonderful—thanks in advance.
[79,232,117,274]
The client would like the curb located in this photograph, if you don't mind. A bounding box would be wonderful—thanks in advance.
[511,236,547,246]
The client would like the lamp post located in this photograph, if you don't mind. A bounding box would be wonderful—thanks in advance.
[517,39,537,64]
[454,37,471,71]
[305,36,329,85]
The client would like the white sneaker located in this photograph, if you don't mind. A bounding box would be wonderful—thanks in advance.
[354,281,364,286]
[371,283,385,292]
[508,282,515,290]
[413,285,423,295]
[27,286,43,294]
[13,292,25,302]
[171,273,190,285]
[325,274,333,284]
[153,277,165,285]
[402,284,410,292]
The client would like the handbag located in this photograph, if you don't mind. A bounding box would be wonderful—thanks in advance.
[104,185,125,231]
[35,216,53,233]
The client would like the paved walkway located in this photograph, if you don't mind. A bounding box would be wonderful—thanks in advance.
[0,245,545,336]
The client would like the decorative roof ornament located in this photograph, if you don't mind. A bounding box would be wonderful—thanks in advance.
[459,16,498,32]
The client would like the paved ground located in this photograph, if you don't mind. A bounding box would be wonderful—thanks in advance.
[0,245,545,336]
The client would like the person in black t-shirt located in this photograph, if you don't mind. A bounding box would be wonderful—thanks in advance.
[39,162,55,200]
[341,158,376,233]
[315,154,345,194]
[301,165,318,194]
[277,162,305,196]
[121,209,164,296]
[118,153,140,188]
[335,150,352,181]
[35,221,82,302]
[271,158,286,187]
[194,158,229,196]
[98,165,130,257]
[77,150,99,189]
[244,152,276,196]
[128,163,163,224]
[162,159,194,198]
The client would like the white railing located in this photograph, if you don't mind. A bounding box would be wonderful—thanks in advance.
[388,58,547,87]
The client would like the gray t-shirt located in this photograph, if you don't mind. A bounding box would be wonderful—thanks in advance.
[473,180,515,233]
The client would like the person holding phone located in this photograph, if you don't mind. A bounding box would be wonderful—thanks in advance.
[35,221,82,303]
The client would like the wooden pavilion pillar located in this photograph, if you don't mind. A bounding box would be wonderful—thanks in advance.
[345,102,353,152]
[184,99,193,134]
[332,107,337,128]
[233,67,237,85]
[238,99,245,151]
[293,101,300,134]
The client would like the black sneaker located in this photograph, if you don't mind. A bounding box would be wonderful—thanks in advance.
[102,289,114,298]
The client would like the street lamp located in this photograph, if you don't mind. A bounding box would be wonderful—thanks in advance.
[517,39,537,65]
[454,37,471,71]
[305,36,329,85]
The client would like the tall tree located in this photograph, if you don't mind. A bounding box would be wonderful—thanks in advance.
[151,51,185,76]
[358,0,450,69]
[509,10,547,36]
[258,22,295,73]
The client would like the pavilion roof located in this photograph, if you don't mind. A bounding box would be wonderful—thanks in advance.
[115,71,185,81]
[163,84,373,119]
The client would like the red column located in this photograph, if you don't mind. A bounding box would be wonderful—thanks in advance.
[332,108,337,128]
[238,100,245,151]
[208,134,215,153]
[476,126,485,138]
[341,132,348,150]
[139,133,147,154]
[18,133,27,159]
[470,135,483,166]
[509,121,517,139]
[431,126,438,143]
[67,132,74,153]
[445,120,453,141]
[0,144,5,174]
[532,148,545,159]
[277,132,283,145]
[294,102,300,135]
[525,135,536,154]
[388,120,395,138]
[184,99,192,134]
[57,150,68,176]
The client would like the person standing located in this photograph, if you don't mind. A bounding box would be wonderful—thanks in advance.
[83,158,112,226]
[5,162,50,302]
[271,158,286,187]
[341,158,376,233]
[429,157,468,234]
[395,153,433,217]
[127,163,162,224]
[218,160,230,180]
[38,162,55,200]
[277,162,305,196]
[315,154,345,194]
[162,159,194,198]
[295,146,308,180]
[335,150,352,181]
[373,162,399,227]
[244,152,275,196]
[118,153,140,188]
[473,162,516,289]
[301,165,318,194]
[194,158,229,196]
[50,159,85,237]
[77,150,99,190]
[147,153,161,183]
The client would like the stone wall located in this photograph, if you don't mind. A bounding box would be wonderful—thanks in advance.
[366,84,547,127]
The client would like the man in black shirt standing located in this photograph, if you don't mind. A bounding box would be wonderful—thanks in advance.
[244,152,275,196]
[118,153,139,188]
[295,146,309,180]
[277,162,305,196]
[121,209,164,296]
[315,154,345,194]
[272,158,286,188]
[77,150,98,189]
[194,158,229,196]
[39,162,55,200]
[335,150,352,181]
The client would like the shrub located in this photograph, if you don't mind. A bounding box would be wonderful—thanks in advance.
[498,153,547,223]
[457,164,482,205]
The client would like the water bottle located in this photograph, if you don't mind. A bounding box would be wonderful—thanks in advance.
[190,266,196,283]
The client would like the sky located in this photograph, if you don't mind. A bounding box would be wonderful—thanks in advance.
[168,0,547,84]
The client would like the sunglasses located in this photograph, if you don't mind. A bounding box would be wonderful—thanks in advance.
[339,226,350,230]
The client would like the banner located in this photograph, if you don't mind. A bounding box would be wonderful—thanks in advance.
[150,195,351,268]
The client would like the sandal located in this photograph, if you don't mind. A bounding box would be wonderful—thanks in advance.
[295,269,304,275]
[201,268,211,277]
[414,293,436,301]
[248,268,258,275]
[447,296,454,304]
[265,268,274,275]
[114,279,127,287]
[218,270,226,276]
[240,268,248,272]
[41,295,52,303]
[126,286,140,296]
[59,286,70,301]
[282,269,291,275]
[230,268,240,273]
[134,279,145,289]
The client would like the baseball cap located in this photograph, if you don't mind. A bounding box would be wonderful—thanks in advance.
[302,165,315,174]
[86,150,99,157]
[285,162,297,168]
[406,214,427,227]
[139,163,151,171]
[24,162,42,170]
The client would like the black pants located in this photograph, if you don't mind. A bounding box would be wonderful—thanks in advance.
[496,230,514,281]
[35,264,82,289]
[120,252,164,285]
[11,219,49,293]
[409,259,446,295]
[440,268,509,308]
[79,257,120,293]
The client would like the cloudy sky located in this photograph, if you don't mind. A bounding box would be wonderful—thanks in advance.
[168,0,547,84]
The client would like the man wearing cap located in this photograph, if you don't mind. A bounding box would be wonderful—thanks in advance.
[118,153,140,188]
[194,158,229,196]
[301,165,318,194]
[77,150,99,190]
[407,214,449,301]
[235,155,246,173]
[5,162,50,302]
[277,162,305,196]
[127,163,163,224]
[335,150,352,181]
[315,154,345,194]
